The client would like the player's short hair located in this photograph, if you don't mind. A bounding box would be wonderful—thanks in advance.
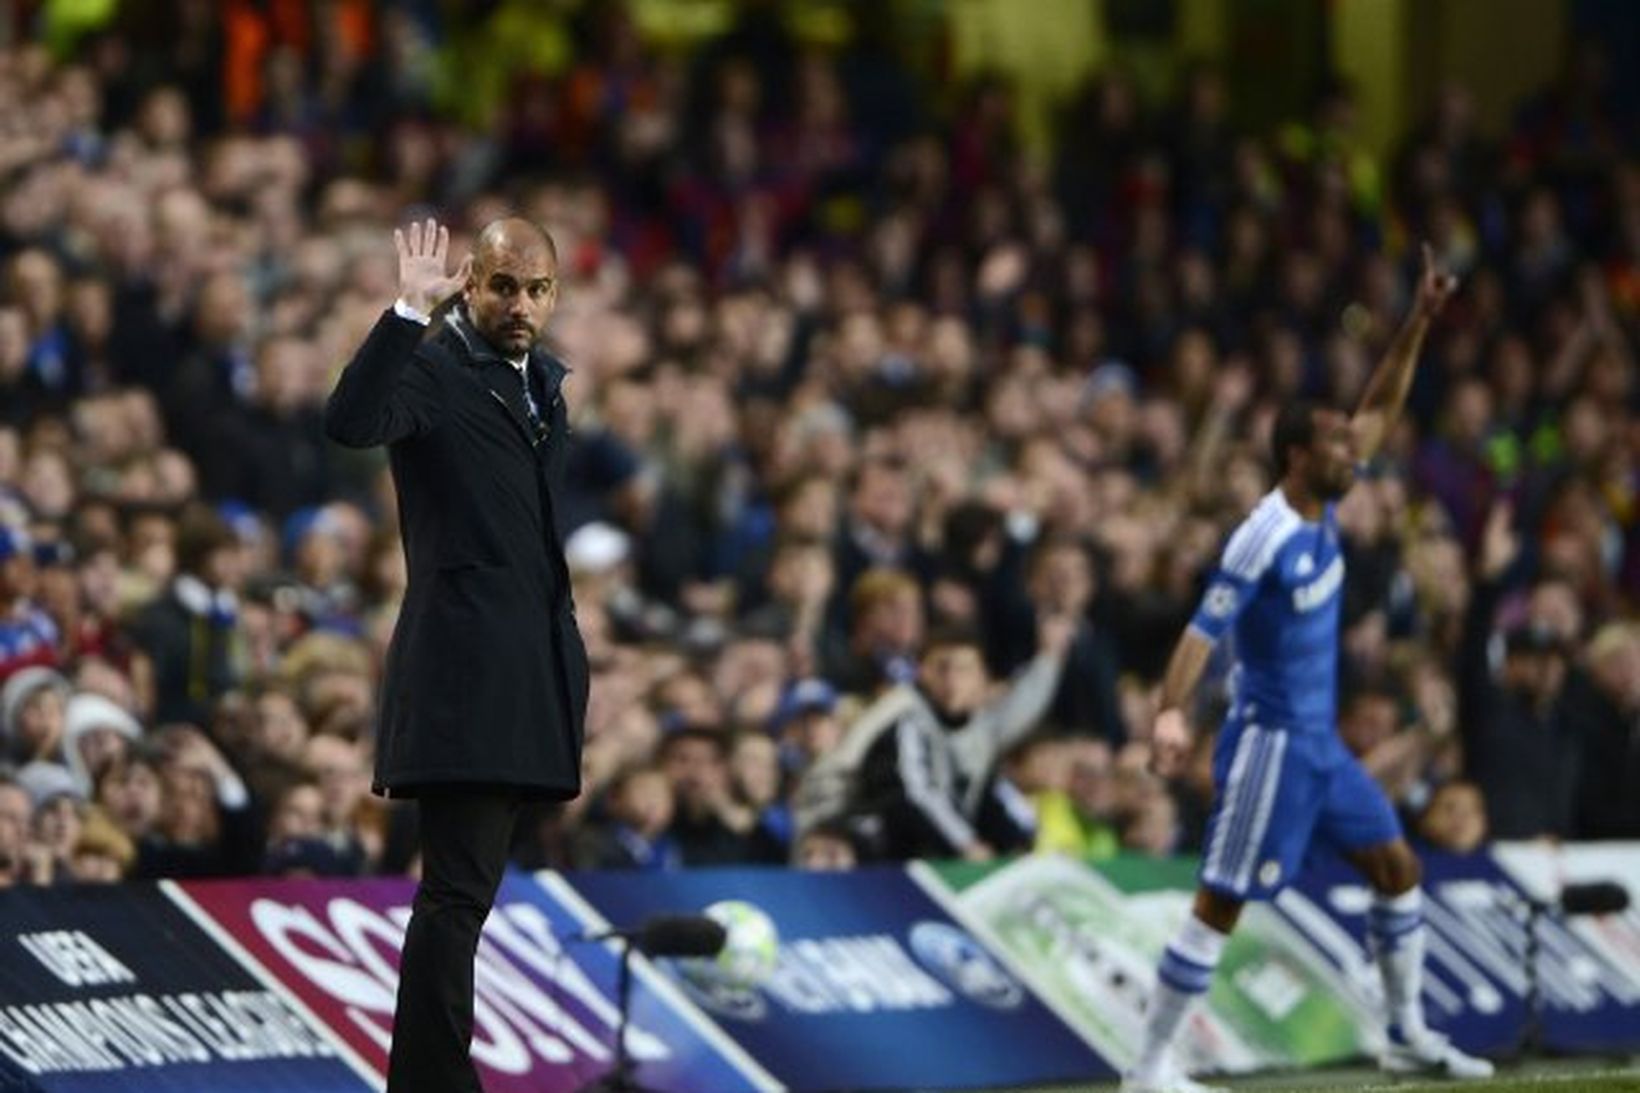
[1270,399,1325,479]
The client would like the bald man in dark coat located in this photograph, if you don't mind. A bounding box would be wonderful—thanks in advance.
[325,217,589,1092]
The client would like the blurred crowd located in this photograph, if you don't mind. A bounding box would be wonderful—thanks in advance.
[0,1,1638,891]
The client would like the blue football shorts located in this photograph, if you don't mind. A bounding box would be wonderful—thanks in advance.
[1198,721,1401,900]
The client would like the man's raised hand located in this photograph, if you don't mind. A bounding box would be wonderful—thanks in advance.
[1415,241,1460,320]
[395,217,471,316]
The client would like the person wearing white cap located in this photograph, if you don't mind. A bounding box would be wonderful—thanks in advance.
[0,665,70,764]
[564,520,632,575]
[0,774,34,888]
[14,759,83,807]
[13,760,85,883]
[61,691,142,796]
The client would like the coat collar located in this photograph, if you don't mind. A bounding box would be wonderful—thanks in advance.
[441,305,569,395]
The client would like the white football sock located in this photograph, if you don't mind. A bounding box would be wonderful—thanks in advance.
[1369,888,1426,1037]
[1133,915,1228,1079]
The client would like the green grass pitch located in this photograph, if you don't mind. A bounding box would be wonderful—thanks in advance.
[958,1057,1640,1093]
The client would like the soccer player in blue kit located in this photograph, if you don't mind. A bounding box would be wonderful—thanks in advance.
[1122,246,1492,1093]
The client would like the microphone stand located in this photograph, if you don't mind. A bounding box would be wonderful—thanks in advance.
[573,914,726,1093]
[577,937,663,1093]
[1512,881,1630,1061]
[1519,896,1545,1059]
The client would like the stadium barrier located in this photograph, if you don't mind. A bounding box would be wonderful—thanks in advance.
[0,844,1634,1091]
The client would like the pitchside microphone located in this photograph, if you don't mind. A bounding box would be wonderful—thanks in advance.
[1556,881,1630,917]
[574,915,728,1093]
[575,915,728,958]
[1516,878,1630,1059]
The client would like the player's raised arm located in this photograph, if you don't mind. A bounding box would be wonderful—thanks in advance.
[1349,243,1459,464]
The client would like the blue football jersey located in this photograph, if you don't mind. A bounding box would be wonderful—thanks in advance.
[1189,489,1345,745]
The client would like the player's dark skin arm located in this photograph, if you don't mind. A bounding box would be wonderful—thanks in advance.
[1151,630,1252,933]
[1340,246,1457,896]
[1151,629,1214,778]
[1350,243,1459,463]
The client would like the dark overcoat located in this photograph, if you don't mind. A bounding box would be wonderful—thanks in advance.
[324,307,588,799]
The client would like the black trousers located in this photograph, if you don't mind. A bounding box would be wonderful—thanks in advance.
[387,788,522,1093]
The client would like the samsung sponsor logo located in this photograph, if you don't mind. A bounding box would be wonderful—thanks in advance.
[249,896,674,1076]
[1292,556,1343,613]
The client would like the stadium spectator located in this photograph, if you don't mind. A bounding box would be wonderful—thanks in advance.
[126,506,246,725]
[61,690,141,797]
[1,665,70,764]
[134,725,259,878]
[1459,505,1584,840]
[737,536,837,673]
[237,683,312,802]
[1030,736,1122,860]
[29,782,84,874]
[95,750,163,845]
[728,729,792,849]
[67,806,136,882]
[792,820,858,871]
[1013,535,1125,743]
[1339,685,1457,817]
[1415,779,1490,855]
[832,456,930,604]
[836,620,1070,861]
[301,732,373,867]
[658,727,784,866]
[0,775,36,887]
[823,566,924,697]
[1571,623,1640,839]
[0,527,59,684]
[201,335,332,520]
[574,763,680,871]
[1120,788,1182,858]
[266,780,325,847]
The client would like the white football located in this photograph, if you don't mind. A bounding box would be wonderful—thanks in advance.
[681,899,780,991]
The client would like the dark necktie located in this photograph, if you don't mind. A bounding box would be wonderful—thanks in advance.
[515,364,547,443]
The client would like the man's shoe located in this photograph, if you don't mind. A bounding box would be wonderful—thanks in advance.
[1119,1061,1228,1093]
[1379,1025,1495,1079]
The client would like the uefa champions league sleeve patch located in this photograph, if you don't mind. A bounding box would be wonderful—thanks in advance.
[1203,582,1238,618]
